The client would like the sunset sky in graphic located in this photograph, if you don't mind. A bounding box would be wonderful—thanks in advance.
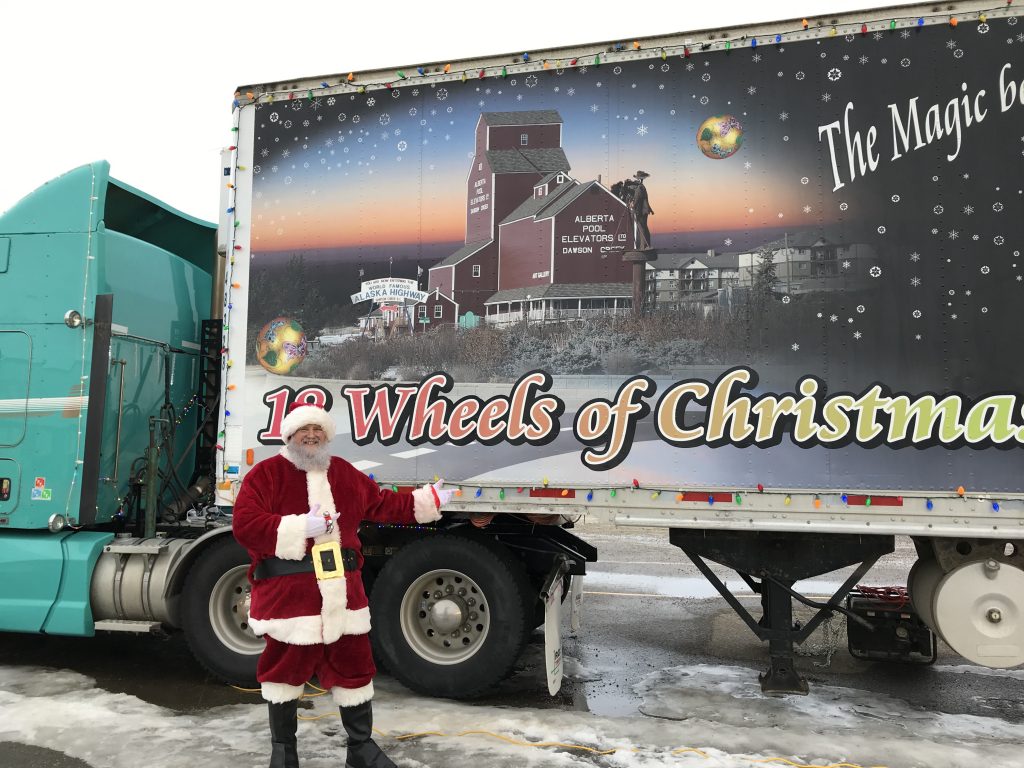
[250,45,831,255]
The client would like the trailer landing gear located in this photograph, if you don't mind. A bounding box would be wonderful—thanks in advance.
[670,530,894,694]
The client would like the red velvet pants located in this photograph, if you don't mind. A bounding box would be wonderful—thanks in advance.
[257,633,376,691]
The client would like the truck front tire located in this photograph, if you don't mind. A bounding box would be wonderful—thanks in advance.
[180,537,262,686]
[369,533,532,698]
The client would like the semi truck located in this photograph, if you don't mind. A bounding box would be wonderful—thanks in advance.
[2,0,1022,699]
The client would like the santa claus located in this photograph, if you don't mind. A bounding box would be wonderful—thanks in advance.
[233,402,452,768]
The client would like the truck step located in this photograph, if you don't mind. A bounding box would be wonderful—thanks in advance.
[102,540,169,555]
[94,620,164,634]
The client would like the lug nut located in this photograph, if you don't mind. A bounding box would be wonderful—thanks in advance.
[987,608,1003,623]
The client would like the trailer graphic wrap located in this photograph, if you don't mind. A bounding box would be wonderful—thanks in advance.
[240,19,1024,492]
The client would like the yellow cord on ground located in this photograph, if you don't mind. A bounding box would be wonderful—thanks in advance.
[227,682,889,767]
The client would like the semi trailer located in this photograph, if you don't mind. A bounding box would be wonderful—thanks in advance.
[1,0,1022,699]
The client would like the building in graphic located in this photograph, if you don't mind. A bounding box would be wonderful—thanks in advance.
[422,110,638,330]
[736,233,880,295]
[645,251,741,311]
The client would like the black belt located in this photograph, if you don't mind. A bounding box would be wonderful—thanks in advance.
[254,548,358,580]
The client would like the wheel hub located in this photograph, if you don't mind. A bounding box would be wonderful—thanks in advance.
[430,598,466,633]
[400,568,490,664]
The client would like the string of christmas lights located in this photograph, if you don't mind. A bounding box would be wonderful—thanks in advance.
[231,4,1015,107]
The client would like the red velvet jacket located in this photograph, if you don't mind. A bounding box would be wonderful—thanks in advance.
[233,448,439,645]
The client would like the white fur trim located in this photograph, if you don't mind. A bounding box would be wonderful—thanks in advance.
[319,577,348,642]
[262,682,306,703]
[249,615,324,645]
[323,605,371,644]
[281,405,337,442]
[332,681,374,707]
[305,469,337,516]
[412,486,442,524]
[275,514,309,560]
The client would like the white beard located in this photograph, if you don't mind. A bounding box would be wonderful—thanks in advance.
[288,442,331,472]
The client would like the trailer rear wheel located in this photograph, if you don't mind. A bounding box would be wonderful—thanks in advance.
[180,537,262,685]
[370,534,532,698]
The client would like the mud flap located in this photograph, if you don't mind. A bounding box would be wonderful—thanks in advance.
[570,573,583,635]
[542,555,571,695]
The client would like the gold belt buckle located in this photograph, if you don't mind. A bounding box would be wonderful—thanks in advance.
[312,541,344,581]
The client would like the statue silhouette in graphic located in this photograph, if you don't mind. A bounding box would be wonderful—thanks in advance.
[612,170,654,251]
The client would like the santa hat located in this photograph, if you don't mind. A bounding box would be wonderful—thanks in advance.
[280,402,336,442]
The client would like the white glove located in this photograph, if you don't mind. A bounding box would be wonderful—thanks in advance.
[432,480,455,507]
[304,503,332,537]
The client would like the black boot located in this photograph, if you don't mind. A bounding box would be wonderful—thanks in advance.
[339,701,396,768]
[268,700,301,768]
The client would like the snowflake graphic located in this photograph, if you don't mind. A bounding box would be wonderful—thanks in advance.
[567,88,576,96]
[1011,16,1019,25]
[934,205,946,215]
[525,75,538,88]
[873,32,883,41]
[900,30,911,39]
[699,96,709,105]
[270,112,280,123]
[931,228,939,235]
[724,238,733,246]
[891,194,901,203]
[801,177,810,185]
[981,266,991,274]
[964,205,975,215]
[915,334,923,341]
[796,71,806,80]
[686,62,695,71]
[782,295,792,304]
[947,39,958,49]
[337,113,347,123]
[901,58,911,67]
[827,67,843,81]
[260,148,270,157]
[661,63,670,72]
[856,305,866,314]
[436,89,448,101]
[821,92,832,102]
[281,149,290,159]
[948,230,960,240]
[910,252,920,261]
[397,141,407,151]
[803,205,812,214]
[859,55,869,65]
[979,23,990,34]
[702,73,711,82]
[636,124,649,137]
[829,314,838,322]
[842,260,851,270]
[913,309,922,319]
[839,202,849,211]
[366,97,376,107]
[869,266,882,277]
[954,49,964,59]
[747,86,757,95]
[878,226,887,234]
[910,276,922,287]
[379,113,390,126]
[327,97,336,106]
[995,235,1006,245]
[614,66,623,75]
[993,202,1004,212]
[590,104,600,113]
[392,90,400,99]
[853,331,862,340]
[791,343,800,351]
[779,112,789,121]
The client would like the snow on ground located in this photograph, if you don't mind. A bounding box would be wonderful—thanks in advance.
[2,662,1022,768]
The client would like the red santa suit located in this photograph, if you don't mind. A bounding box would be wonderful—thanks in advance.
[233,405,440,708]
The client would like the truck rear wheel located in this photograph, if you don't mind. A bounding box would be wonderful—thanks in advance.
[180,537,262,685]
[369,533,532,698]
